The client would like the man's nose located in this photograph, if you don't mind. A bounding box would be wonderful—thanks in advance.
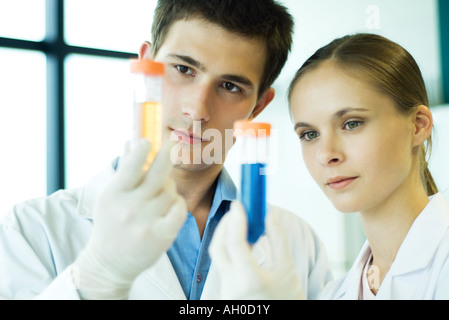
[181,83,212,122]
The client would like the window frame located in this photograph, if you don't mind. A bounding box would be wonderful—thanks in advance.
[0,0,137,194]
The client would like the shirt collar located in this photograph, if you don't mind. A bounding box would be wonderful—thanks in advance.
[200,167,237,222]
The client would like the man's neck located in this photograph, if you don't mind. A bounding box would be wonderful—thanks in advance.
[171,164,223,237]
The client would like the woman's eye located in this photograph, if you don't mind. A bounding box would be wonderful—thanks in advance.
[300,130,319,141]
[344,120,362,130]
[176,65,193,75]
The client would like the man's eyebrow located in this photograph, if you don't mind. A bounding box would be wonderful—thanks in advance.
[168,54,205,71]
[168,53,255,90]
[222,74,255,89]
[293,108,370,131]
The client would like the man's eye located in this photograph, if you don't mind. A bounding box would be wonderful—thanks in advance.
[223,82,241,93]
[176,65,193,75]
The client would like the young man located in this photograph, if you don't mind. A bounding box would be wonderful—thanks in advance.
[0,0,332,299]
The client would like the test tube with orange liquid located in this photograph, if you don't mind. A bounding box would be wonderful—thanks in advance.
[130,59,165,164]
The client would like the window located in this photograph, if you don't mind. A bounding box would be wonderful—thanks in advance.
[0,0,157,217]
[0,0,46,41]
[0,48,46,216]
[65,54,132,187]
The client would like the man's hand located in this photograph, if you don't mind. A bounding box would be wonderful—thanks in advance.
[73,140,187,299]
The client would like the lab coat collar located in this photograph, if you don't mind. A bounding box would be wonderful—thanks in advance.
[332,193,449,300]
[77,160,116,220]
[387,193,449,275]
[332,242,370,299]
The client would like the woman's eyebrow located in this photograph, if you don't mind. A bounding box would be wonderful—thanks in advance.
[294,122,312,131]
[293,108,370,131]
[333,107,370,119]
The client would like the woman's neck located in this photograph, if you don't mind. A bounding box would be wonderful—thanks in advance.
[359,181,430,287]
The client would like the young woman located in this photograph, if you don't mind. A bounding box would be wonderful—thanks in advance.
[210,33,449,299]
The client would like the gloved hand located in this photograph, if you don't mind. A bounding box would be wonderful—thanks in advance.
[209,201,305,300]
[73,139,187,299]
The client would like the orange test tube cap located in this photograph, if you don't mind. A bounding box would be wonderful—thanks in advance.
[130,59,165,75]
[233,120,271,137]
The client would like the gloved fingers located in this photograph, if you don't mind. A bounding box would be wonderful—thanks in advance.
[152,196,187,240]
[113,139,153,191]
[265,212,295,271]
[225,201,255,267]
[139,141,177,198]
[210,201,256,273]
[122,140,132,158]
[135,180,180,223]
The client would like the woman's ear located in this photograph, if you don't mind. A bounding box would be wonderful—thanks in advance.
[412,105,433,147]
[139,41,152,59]
[248,87,275,120]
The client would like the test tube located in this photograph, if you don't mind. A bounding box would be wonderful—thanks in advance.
[130,59,165,164]
[233,120,271,244]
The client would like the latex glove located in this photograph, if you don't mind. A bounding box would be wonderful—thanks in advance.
[73,139,187,299]
[209,201,305,300]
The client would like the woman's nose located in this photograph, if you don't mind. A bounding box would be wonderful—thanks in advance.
[315,137,344,166]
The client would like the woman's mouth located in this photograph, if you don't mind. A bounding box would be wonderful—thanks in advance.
[326,176,358,190]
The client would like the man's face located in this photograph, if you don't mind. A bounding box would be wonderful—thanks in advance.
[150,18,272,171]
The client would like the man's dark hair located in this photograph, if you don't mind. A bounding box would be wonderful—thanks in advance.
[151,0,294,98]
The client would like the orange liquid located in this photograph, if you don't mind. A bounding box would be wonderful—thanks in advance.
[136,102,162,164]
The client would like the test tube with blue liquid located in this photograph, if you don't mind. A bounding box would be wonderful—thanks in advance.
[234,120,271,244]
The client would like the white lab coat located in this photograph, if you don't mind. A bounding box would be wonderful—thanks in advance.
[319,193,449,300]
[0,164,332,300]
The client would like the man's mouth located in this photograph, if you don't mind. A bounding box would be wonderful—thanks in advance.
[171,128,207,145]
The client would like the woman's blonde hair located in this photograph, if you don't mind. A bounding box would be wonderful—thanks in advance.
[288,33,438,196]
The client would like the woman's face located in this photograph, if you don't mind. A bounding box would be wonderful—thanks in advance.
[289,61,417,213]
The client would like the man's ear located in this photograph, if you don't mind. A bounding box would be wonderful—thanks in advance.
[139,41,152,59]
[248,87,275,120]
[412,105,433,147]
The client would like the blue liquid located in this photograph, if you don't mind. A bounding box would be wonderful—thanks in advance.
[241,163,266,244]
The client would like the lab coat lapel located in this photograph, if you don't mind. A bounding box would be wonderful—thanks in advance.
[376,193,449,299]
[133,253,186,300]
[333,242,371,300]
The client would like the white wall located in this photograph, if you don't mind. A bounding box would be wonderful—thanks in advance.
[226,0,443,277]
